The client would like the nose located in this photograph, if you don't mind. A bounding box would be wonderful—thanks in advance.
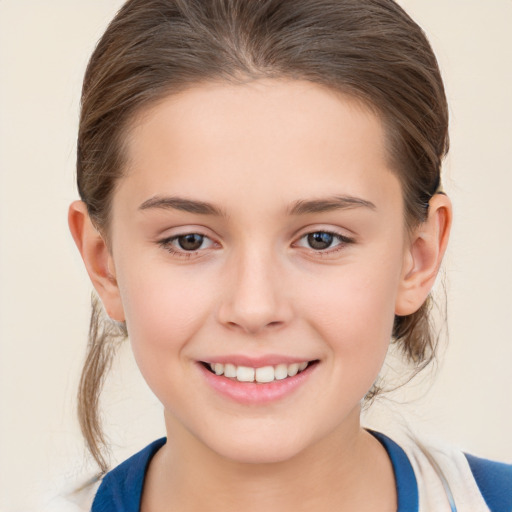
[217,246,293,335]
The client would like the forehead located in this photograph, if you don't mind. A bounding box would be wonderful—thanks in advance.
[118,79,401,216]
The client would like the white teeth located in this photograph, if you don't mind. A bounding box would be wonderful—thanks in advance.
[287,363,299,377]
[224,363,237,378]
[207,361,311,383]
[236,366,255,382]
[255,366,274,383]
[274,364,288,380]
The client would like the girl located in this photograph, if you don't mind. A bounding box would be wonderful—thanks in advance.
[68,0,512,510]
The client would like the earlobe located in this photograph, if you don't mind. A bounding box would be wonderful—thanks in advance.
[395,194,452,316]
[68,200,125,322]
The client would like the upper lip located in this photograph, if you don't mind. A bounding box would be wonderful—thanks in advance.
[200,355,317,367]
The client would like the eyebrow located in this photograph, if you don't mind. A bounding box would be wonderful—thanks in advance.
[138,194,376,216]
[139,196,226,216]
[287,196,376,215]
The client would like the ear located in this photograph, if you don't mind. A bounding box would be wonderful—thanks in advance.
[68,200,125,322]
[395,194,452,316]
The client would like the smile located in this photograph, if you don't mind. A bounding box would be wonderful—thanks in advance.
[204,361,312,383]
[199,358,319,404]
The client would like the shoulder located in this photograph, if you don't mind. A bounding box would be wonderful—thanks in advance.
[465,453,512,512]
[374,427,512,512]
[403,433,512,512]
[91,438,167,512]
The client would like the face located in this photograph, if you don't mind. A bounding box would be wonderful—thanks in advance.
[108,79,409,463]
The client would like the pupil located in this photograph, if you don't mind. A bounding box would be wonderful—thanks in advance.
[178,234,203,251]
[308,232,333,250]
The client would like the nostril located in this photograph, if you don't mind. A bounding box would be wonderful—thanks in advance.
[224,320,282,333]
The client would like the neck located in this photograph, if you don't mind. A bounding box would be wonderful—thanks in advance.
[141,408,396,512]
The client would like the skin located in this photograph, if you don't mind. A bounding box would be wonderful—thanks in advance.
[69,79,451,511]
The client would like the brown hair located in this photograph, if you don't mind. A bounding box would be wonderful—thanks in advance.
[76,0,449,472]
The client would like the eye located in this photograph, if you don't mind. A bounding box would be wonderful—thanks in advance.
[158,233,216,255]
[176,233,206,251]
[306,232,335,250]
[295,231,353,252]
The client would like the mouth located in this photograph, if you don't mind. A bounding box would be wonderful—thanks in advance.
[200,360,319,384]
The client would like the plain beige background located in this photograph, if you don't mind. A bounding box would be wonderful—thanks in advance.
[0,1,511,510]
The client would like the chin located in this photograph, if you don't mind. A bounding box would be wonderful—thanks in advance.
[218,443,304,465]
[202,428,314,465]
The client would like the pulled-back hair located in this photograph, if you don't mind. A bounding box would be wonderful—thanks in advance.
[76,0,449,473]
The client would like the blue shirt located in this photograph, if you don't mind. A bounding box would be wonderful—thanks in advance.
[91,431,512,512]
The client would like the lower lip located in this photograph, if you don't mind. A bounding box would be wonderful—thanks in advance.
[198,363,317,405]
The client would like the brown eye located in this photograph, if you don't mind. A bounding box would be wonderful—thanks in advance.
[177,234,204,251]
[307,232,334,250]
[158,232,216,256]
[294,230,353,254]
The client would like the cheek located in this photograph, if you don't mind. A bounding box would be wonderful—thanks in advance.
[296,249,402,371]
[115,263,215,384]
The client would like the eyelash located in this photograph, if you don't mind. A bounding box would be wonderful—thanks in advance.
[158,230,354,258]
[158,233,215,259]
[293,231,354,255]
